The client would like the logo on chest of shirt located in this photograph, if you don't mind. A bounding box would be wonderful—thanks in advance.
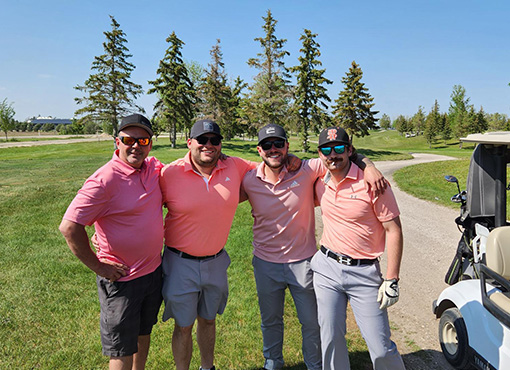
[290,180,300,188]
[225,176,231,182]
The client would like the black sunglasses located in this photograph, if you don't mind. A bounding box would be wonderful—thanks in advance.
[260,139,286,151]
[119,136,151,146]
[196,136,222,146]
[319,145,346,156]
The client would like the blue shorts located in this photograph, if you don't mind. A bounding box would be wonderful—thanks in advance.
[97,265,162,357]
[161,247,231,327]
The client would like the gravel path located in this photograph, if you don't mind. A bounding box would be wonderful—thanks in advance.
[315,153,461,369]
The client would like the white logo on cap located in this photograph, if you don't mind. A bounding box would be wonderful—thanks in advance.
[204,122,213,131]
[266,127,276,134]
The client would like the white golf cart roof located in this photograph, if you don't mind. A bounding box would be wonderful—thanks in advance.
[461,131,510,145]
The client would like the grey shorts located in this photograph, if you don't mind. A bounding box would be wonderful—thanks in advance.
[161,247,231,327]
[96,265,162,357]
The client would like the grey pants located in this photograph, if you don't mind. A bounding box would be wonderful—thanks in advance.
[252,256,322,370]
[311,250,405,370]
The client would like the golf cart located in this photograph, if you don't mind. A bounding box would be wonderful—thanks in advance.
[433,132,510,369]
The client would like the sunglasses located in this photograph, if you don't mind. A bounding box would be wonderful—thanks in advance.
[319,145,346,156]
[119,136,151,146]
[260,139,286,151]
[196,136,222,146]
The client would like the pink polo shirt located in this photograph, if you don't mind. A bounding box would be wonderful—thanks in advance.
[63,151,164,281]
[242,158,326,263]
[160,153,255,256]
[315,162,400,259]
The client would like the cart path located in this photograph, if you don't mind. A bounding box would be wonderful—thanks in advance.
[315,153,460,370]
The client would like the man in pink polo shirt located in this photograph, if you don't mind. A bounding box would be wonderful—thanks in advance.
[159,119,256,370]
[312,126,405,370]
[59,114,164,370]
[240,124,386,370]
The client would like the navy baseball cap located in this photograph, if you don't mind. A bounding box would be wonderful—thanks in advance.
[190,119,223,139]
[258,123,287,144]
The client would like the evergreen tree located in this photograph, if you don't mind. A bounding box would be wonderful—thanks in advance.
[448,85,472,139]
[379,113,391,130]
[148,32,196,148]
[245,10,292,129]
[393,115,409,136]
[0,98,15,140]
[75,16,144,136]
[331,61,378,143]
[289,29,332,152]
[439,113,452,144]
[411,106,426,134]
[199,39,243,140]
[424,100,441,148]
[473,106,488,133]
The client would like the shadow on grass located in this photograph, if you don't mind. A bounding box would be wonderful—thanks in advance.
[245,349,447,370]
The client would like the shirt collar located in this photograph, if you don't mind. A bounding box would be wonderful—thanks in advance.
[324,161,359,185]
[183,151,225,173]
[256,162,288,182]
[112,150,143,176]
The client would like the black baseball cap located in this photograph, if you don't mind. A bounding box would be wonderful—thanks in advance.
[118,114,153,137]
[318,126,350,147]
[190,119,223,139]
[257,123,287,144]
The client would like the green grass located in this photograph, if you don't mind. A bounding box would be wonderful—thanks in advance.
[0,131,491,369]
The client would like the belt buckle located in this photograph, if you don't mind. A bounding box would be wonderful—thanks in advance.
[337,255,352,266]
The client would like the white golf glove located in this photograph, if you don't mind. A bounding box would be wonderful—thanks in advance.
[377,279,399,309]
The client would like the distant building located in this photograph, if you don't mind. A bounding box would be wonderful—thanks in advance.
[27,116,72,125]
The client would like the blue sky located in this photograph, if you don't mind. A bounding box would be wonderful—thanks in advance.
[1,0,509,122]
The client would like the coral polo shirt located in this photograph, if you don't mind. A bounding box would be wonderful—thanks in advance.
[315,162,400,259]
[160,153,255,256]
[242,158,326,263]
[63,151,164,281]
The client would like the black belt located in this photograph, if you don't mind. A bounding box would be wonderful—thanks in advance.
[320,245,377,266]
[166,246,224,260]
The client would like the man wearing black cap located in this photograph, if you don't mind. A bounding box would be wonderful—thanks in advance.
[240,123,386,370]
[60,113,164,370]
[159,119,258,370]
[312,126,405,370]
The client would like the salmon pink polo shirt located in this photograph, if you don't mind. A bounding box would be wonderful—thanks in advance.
[242,158,326,263]
[63,151,164,282]
[315,162,400,260]
[160,153,256,257]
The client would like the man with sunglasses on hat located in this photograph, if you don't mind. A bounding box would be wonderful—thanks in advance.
[59,114,163,370]
[312,126,405,370]
[159,119,260,370]
[240,123,387,370]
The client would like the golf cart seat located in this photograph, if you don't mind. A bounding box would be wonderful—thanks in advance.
[481,226,510,326]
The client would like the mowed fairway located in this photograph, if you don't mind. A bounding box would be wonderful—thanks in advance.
[0,138,380,369]
[0,131,486,369]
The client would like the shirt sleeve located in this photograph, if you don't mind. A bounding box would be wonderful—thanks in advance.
[63,176,110,226]
[372,184,400,222]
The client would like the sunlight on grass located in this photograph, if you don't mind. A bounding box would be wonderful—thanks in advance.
[1,131,483,369]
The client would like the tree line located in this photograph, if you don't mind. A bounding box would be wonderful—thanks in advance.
[3,11,509,148]
[73,12,378,151]
[383,84,510,148]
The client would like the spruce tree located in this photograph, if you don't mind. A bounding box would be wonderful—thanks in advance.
[75,16,144,136]
[290,29,332,152]
[379,113,391,130]
[199,40,243,140]
[245,10,292,129]
[424,100,441,148]
[148,32,196,148]
[411,106,426,135]
[332,61,378,142]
